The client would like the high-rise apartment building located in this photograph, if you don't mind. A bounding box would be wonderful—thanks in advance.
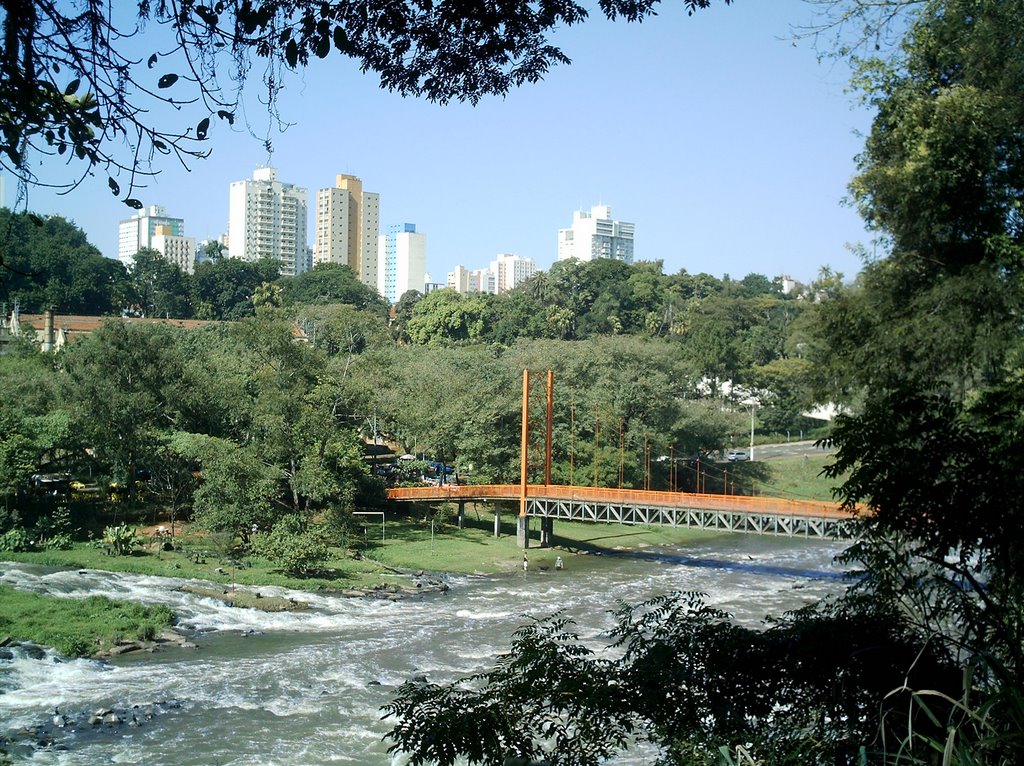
[118,205,186,268]
[377,223,426,304]
[151,225,197,274]
[314,174,380,288]
[557,205,635,264]
[228,166,309,277]
[448,254,537,295]
[489,253,537,293]
[447,265,479,294]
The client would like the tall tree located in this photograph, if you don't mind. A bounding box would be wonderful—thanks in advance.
[61,321,196,495]
[813,0,1024,746]
[0,209,128,313]
[0,349,70,518]
[129,247,192,319]
[405,289,491,347]
[291,303,390,357]
[278,263,389,316]
[190,257,280,320]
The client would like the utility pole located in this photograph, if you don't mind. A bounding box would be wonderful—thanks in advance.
[749,404,756,461]
[518,369,530,548]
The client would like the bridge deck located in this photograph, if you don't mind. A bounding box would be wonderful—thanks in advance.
[386,485,859,539]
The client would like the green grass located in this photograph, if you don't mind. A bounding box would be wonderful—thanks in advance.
[0,584,174,657]
[0,542,399,591]
[759,454,847,503]
[364,512,728,574]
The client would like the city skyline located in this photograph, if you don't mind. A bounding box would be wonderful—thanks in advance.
[9,1,874,286]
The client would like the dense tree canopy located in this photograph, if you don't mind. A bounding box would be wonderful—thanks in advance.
[0,208,128,313]
[850,0,1024,271]
[813,0,1024,699]
[279,263,389,316]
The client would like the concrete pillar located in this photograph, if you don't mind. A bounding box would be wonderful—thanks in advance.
[493,510,501,538]
[42,309,54,352]
[457,502,465,529]
[517,515,529,549]
[540,517,553,547]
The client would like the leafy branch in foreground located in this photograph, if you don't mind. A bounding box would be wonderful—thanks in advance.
[0,0,727,202]
[383,592,958,766]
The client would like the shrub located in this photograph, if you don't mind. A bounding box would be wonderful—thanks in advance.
[0,527,34,552]
[44,532,74,550]
[432,503,457,527]
[251,515,330,576]
[102,523,138,555]
[53,634,91,657]
[33,505,73,546]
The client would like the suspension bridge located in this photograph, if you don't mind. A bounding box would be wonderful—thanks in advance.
[386,484,857,543]
[384,369,857,546]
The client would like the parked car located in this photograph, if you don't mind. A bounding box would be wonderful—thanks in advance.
[727,450,749,462]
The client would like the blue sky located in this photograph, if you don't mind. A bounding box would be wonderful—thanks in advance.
[12,0,874,285]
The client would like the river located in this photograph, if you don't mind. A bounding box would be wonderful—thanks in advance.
[0,533,850,765]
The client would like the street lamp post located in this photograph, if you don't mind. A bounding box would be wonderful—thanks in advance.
[749,404,755,461]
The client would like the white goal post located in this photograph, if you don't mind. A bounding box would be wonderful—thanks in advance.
[352,511,385,541]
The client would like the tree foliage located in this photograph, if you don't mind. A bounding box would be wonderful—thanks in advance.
[813,0,1024,756]
[172,431,282,540]
[61,321,200,491]
[849,0,1024,271]
[250,513,332,575]
[0,208,128,313]
[384,592,957,766]
[129,247,192,319]
[0,350,67,510]
[278,263,389,316]
[191,257,282,320]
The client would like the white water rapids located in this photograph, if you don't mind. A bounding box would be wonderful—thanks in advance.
[0,534,851,764]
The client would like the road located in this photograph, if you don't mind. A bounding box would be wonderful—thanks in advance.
[728,440,834,462]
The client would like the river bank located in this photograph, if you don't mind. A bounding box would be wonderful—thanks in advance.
[0,534,851,766]
[0,515,729,659]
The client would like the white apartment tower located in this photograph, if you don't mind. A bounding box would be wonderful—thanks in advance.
[447,265,479,294]
[557,205,635,263]
[489,253,537,293]
[377,223,426,303]
[314,174,380,288]
[228,167,309,276]
[118,205,186,268]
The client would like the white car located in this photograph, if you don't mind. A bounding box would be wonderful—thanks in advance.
[727,450,749,462]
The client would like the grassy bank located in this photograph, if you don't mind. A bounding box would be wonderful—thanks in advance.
[0,584,174,657]
[0,539,401,592]
[1,513,728,586]
[364,513,728,574]
[759,454,847,503]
